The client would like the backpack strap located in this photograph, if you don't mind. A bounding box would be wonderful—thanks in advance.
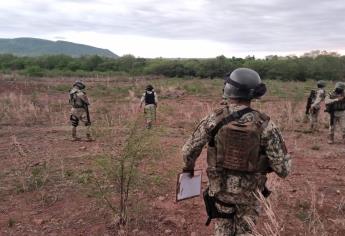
[208,107,253,147]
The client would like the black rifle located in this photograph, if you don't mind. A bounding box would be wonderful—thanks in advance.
[305,90,316,115]
[84,103,91,126]
[325,103,334,126]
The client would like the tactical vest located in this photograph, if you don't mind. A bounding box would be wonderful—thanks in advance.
[329,92,345,111]
[145,91,155,105]
[213,111,270,173]
[70,91,85,108]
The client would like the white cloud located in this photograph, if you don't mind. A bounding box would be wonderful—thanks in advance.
[1,0,345,57]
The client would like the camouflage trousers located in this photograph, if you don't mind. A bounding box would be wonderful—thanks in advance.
[309,108,320,130]
[70,108,90,135]
[214,204,260,236]
[144,104,156,123]
[329,111,345,138]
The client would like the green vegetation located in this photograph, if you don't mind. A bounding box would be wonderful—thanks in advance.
[8,218,16,228]
[1,53,345,81]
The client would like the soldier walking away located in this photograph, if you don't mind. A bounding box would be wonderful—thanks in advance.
[181,68,291,236]
[325,82,345,144]
[305,80,326,131]
[140,85,158,129]
[69,81,92,141]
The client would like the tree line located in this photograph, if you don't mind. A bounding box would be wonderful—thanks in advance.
[0,53,344,81]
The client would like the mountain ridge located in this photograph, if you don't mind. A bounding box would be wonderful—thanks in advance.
[0,37,118,58]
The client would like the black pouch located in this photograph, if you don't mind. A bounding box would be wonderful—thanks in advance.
[203,188,235,226]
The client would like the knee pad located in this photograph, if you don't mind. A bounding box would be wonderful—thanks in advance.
[70,115,79,127]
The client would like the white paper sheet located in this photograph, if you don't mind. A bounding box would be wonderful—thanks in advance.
[176,171,202,201]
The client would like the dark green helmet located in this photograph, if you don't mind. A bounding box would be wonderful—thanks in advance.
[317,80,326,88]
[335,82,345,94]
[223,68,266,100]
[335,82,345,89]
[73,81,85,90]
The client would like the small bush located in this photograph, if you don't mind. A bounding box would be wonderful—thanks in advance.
[23,66,45,77]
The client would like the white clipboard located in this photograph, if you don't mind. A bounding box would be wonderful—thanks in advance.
[176,170,202,202]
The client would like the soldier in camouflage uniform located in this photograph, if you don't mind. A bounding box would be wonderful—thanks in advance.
[309,81,326,131]
[325,82,345,144]
[69,81,92,141]
[182,68,291,236]
[140,85,158,129]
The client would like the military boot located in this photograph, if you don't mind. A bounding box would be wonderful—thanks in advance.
[327,134,334,144]
[302,114,309,123]
[72,127,81,141]
[86,133,93,142]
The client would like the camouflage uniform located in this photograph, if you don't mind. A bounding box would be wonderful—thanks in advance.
[309,88,326,131]
[182,104,291,236]
[69,86,91,140]
[325,90,345,143]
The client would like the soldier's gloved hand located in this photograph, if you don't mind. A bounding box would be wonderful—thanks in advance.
[85,121,91,126]
[182,167,194,178]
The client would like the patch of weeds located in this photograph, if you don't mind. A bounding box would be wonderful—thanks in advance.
[14,182,25,194]
[8,218,16,228]
[128,202,150,229]
[302,129,313,134]
[296,200,311,222]
[182,82,206,95]
[51,84,70,92]
[297,209,310,222]
[77,169,94,184]
[92,126,112,139]
[166,168,179,179]
[311,145,320,151]
[41,193,59,207]
[64,169,74,178]
[150,175,163,186]
[89,84,131,98]
[27,165,48,191]
[30,91,39,105]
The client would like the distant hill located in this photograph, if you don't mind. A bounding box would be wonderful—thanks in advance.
[0,37,118,58]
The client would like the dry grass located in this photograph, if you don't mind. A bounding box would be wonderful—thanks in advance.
[0,76,342,235]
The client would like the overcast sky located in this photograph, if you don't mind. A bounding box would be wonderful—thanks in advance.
[1,0,345,58]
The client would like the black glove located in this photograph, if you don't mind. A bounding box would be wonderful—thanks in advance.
[182,167,194,177]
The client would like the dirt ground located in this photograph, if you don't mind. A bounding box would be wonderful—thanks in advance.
[0,76,344,236]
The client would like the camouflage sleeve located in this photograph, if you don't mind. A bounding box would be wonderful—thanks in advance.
[182,113,218,170]
[154,92,158,104]
[262,121,291,178]
[325,93,338,105]
[312,89,325,107]
[140,92,145,103]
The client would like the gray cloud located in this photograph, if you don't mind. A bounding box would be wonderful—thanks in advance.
[1,0,345,55]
